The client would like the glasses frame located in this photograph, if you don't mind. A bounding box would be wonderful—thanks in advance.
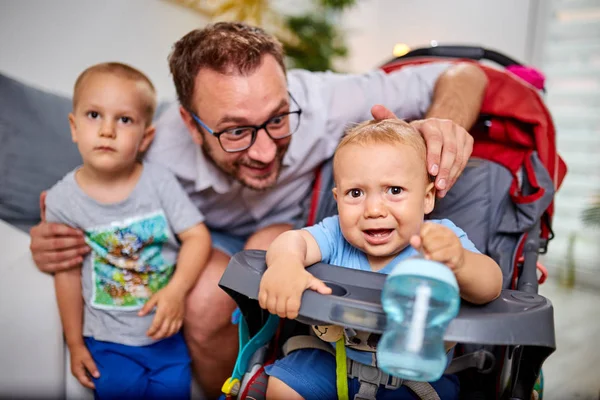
[190,92,302,153]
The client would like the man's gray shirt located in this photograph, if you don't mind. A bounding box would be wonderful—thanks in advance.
[45,163,204,346]
[146,64,449,236]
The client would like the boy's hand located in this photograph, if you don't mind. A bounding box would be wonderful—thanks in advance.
[259,262,331,320]
[69,343,99,389]
[410,222,465,271]
[138,285,185,340]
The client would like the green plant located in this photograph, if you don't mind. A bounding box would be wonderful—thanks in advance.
[281,0,356,71]
[166,0,357,72]
[281,13,348,72]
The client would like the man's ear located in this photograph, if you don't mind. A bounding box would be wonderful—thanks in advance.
[138,125,156,153]
[179,106,203,146]
[68,113,78,143]
[424,182,436,214]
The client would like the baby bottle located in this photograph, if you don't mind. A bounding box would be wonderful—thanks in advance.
[377,257,460,382]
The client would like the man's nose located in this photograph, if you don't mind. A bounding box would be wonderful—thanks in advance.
[247,128,277,164]
[364,194,386,218]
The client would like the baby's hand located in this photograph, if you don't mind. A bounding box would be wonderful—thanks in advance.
[410,222,465,271]
[138,285,185,340]
[258,261,331,320]
[69,343,99,389]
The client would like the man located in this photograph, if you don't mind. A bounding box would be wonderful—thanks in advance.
[30,22,487,398]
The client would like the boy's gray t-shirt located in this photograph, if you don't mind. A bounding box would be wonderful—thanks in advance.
[45,162,204,346]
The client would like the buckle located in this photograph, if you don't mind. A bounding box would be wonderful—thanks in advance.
[221,377,240,397]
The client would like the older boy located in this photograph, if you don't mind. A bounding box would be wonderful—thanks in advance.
[46,62,211,399]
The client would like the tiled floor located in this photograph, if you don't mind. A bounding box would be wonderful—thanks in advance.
[539,279,600,400]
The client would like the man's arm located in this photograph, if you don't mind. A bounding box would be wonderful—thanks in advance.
[372,62,488,197]
[427,63,488,130]
[420,63,488,196]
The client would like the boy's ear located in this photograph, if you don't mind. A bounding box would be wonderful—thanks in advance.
[179,106,204,146]
[423,182,436,214]
[332,187,338,202]
[68,113,78,143]
[138,125,156,153]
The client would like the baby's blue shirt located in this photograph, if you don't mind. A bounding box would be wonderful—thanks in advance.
[303,215,480,365]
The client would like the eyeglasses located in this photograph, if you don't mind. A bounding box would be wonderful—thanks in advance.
[190,93,302,153]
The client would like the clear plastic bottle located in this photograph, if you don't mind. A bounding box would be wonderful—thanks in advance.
[377,257,460,382]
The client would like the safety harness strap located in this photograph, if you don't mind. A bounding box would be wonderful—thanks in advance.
[403,381,441,400]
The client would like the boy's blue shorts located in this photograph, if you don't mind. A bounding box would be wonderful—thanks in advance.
[85,333,191,400]
[265,348,460,400]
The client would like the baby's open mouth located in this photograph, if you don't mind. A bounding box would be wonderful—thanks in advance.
[363,229,394,245]
[364,229,393,237]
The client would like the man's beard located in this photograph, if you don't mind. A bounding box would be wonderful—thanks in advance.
[201,141,289,191]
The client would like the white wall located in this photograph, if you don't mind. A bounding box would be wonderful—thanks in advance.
[0,0,538,96]
[0,0,208,101]
[342,0,537,72]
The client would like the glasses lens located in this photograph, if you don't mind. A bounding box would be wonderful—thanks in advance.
[219,127,255,152]
[266,112,301,139]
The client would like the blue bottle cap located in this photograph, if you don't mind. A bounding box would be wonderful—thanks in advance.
[388,257,458,290]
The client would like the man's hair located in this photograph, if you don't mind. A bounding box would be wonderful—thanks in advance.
[168,22,286,112]
[73,62,157,125]
[335,119,434,183]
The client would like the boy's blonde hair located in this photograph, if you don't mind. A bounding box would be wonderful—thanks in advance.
[334,119,434,183]
[73,62,157,126]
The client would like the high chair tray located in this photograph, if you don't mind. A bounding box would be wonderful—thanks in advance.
[220,250,556,349]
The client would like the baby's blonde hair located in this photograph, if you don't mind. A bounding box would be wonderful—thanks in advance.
[73,62,157,126]
[334,119,434,183]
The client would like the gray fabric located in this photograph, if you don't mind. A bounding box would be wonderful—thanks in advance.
[0,72,171,232]
[145,63,451,236]
[45,162,204,346]
[0,73,80,231]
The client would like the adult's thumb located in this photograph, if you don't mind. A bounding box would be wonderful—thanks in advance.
[39,191,48,222]
[371,104,398,121]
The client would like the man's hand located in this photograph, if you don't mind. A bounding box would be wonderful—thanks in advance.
[410,118,473,198]
[371,104,473,198]
[29,192,90,273]
[258,262,331,320]
[69,343,100,389]
[410,222,465,272]
[139,285,186,340]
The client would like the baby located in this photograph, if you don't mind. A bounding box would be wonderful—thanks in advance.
[259,119,503,399]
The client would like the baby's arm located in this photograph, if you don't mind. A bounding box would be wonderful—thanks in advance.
[259,230,332,319]
[411,222,502,305]
[139,223,211,340]
[453,249,503,304]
